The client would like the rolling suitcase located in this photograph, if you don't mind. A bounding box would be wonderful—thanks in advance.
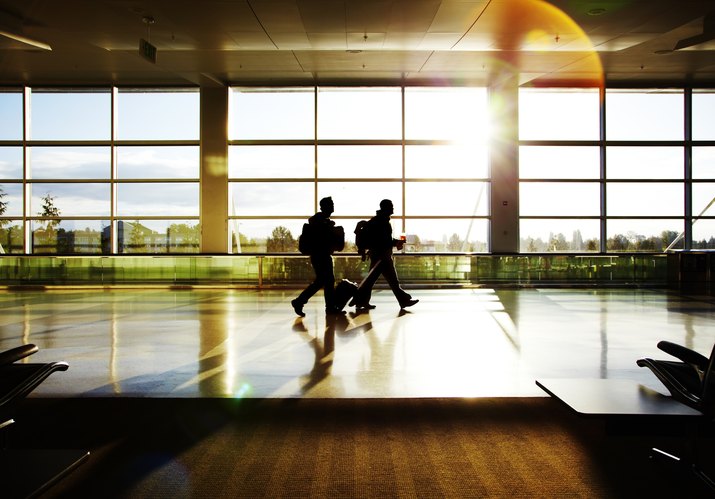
[333,259,383,311]
[334,279,358,310]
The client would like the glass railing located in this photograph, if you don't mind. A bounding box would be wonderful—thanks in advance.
[0,253,668,287]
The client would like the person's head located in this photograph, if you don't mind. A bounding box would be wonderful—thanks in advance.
[319,196,334,215]
[379,199,394,215]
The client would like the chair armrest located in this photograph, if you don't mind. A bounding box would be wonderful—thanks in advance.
[0,345,38,367]
[657,341,709,370]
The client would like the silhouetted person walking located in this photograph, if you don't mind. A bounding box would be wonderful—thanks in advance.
[292,197,345,316]
[352,199,418,310]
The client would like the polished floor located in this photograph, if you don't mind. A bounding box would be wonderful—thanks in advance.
[1,287,714,399]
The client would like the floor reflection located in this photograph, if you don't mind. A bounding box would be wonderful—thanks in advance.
[0,288,714,399]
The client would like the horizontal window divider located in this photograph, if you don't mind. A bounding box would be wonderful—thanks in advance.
[113,140,199,146]
[19,140,200,147]
[229,139,483,146]
[605,216,684,219]
[519,140,601,146]
[27,178,112,183]
[519,179,600,182]
[229,140,315,146]
[519,216,601,220]
[113,178,199,183]
[603,141,686,146]
[26,216,110,220]
[24,178,199,183]
[604,179,685,183]
[0,141,23,146]
[228,178,316,183]
[404,178,490,182]
[113,216,200,220]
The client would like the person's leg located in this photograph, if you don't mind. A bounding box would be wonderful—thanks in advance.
[292,258,323,316]
[353,257,382,306]
[380,256,414,305]
[315,255,336,310]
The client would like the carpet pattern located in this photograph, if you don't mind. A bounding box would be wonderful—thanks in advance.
[10,397,713,498]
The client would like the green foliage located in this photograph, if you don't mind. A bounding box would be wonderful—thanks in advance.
[266,225,297,252]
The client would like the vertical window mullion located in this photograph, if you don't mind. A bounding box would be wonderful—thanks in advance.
[684,88,692,250]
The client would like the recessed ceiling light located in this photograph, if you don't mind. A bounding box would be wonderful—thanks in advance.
[587,8,607,16]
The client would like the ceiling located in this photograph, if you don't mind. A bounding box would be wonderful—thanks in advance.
[0,0,714,88]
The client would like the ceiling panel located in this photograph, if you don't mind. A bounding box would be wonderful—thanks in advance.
[0,0,713,86]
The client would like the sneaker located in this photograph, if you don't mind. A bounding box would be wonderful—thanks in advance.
[291,299,305,317]
[399,298,419,309]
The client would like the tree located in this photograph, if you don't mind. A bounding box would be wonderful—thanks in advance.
[0,186,7,221]
[266,225,297,252]
[447,233,463,252]
[128,221,147,251]
[38,192,61,235]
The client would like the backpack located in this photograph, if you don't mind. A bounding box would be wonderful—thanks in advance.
[298,223,314,255]
[354,220,372,257]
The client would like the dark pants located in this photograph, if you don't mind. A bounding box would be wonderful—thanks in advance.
[355,253,411,305]
[296,253,335,309]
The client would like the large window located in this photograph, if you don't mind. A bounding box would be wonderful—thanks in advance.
[0,88,200,255]
[519,88,601,252]
[519,88,691,253]
[228,86,490,253]
[2,84,715,256]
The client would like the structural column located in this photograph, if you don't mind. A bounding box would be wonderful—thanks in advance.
[488,73,519,253]
[200,84,229,253]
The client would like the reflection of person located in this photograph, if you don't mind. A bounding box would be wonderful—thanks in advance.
[292,197,345,316]
[352,199,418,310]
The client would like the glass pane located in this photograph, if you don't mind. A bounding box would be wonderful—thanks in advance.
[317,87,401,139]
[318,146,401,178]
[30,183,110,217]
[117,220,199,254]
[605,89,684,140]
[0,184,22,217]
[229,146,314,179]
[31,220,110,254]
[0,147,23,179]
[30,90,111,140]
[405,87,488,143]
[693,147,715,180]
[229,219,304,253]
[0,92,22,140]
[519,88,600,140]
[406,182,488,216]
[0,222,23,254]
[405,219,488,252]
[692,183,715,217]
[607,183,682,216]
[519,146,599,179]
[520,182,599,216]
[117,89,199,140]
[117,146,199,179]
[317,182,402,217]
[520,219,600,252]
[693,91,715,141]
[406,144,488,178]
[692,219,715,249]
[229,182,313,216]
[117,183,198,216]
[606,147,683,179]
[30,146,110,179]
[230,87,314,140]
[606,219,682,251]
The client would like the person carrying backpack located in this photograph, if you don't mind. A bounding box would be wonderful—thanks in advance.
[351,199,418,311]
[292,197,345,316]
